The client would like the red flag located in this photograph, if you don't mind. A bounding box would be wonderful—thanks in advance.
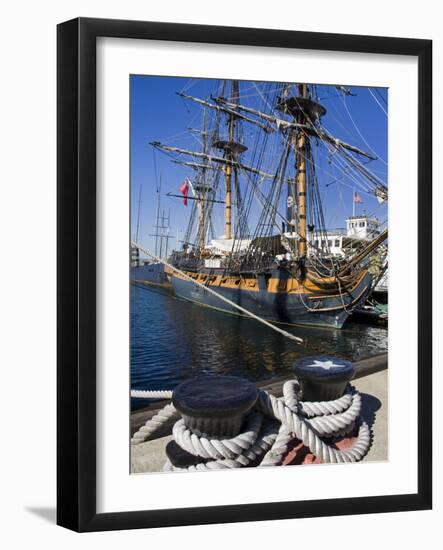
[353,191,363,204]
[179,179,189,206]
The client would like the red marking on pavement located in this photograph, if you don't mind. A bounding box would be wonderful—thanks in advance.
[281,431,358,465]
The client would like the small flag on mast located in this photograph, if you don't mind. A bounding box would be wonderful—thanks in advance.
[353,191,363,204]
[179,179,190,206]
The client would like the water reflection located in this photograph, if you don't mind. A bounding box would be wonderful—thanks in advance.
[131,285,387,410]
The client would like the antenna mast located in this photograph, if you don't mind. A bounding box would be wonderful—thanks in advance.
[154,175,162,257]
[135,183,142,242]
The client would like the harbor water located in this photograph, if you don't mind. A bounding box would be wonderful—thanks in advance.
[131,284,387,410]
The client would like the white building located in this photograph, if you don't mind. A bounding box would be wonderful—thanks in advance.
[307,215,381,258]
[346,215,380,240]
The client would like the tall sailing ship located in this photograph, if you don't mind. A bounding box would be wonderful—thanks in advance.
[151,80,388,328]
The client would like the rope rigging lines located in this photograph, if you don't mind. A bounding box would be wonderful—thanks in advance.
[150,78,387,279]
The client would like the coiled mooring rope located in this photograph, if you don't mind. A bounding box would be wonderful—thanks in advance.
[130,380,371,472]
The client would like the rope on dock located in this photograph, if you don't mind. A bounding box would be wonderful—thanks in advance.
[257,383,370,464]
[131,403,179,445]
[164,422,279,472]
[172,411,263,460]
[259,425,293,466]
[131,379,371,471]
[131,241,304,345]
[167,414,279,471]
[130,390,173,399]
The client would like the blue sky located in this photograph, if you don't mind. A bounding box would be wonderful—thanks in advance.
[130,75,387,252]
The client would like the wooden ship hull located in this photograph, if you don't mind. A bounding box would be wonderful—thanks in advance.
[171,268,372,328]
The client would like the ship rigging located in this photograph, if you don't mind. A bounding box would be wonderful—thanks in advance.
[148,79,388,328]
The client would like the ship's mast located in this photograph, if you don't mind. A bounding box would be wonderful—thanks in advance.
[296,83,308,258]
[277,83,326,259]
[211,80,247,242]
[196,109,208,250]
[224,81,237,240]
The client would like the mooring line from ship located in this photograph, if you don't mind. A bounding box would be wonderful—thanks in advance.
[130,380,371,471]
[132,280,374,339]
[131,241,304,345]
[132,277,381,338]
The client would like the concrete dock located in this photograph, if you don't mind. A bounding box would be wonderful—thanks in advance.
[352,368,387,461]
[131,354,388,472]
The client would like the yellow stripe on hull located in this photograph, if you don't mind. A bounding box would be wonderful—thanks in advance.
[172,269,368,297]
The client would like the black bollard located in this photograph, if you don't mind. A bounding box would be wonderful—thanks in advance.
[292,355,355,401]
[166,374,258,468]
[172,374,258,437]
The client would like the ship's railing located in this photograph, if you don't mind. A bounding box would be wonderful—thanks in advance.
[309,228,347,237]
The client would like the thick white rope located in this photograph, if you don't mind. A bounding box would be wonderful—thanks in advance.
[172,412,263,460]
[130,389,173,399]
[130,379,371,469]
[166,421,280,472]
[259,381,363,466]
[131,241,304,344]
[282,381,361,437]
[131,403,180,445]
[260,425,293,466]
[257,385,370,464]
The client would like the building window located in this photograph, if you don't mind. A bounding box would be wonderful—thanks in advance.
[335,239,340,247]
[327,240,332,248]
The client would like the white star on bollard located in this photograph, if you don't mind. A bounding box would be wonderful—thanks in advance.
[307,359,342,370]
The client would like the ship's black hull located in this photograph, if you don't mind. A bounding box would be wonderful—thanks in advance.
[171,271,373,329]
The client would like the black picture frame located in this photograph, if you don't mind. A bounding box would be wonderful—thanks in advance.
[57,17,432,532]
